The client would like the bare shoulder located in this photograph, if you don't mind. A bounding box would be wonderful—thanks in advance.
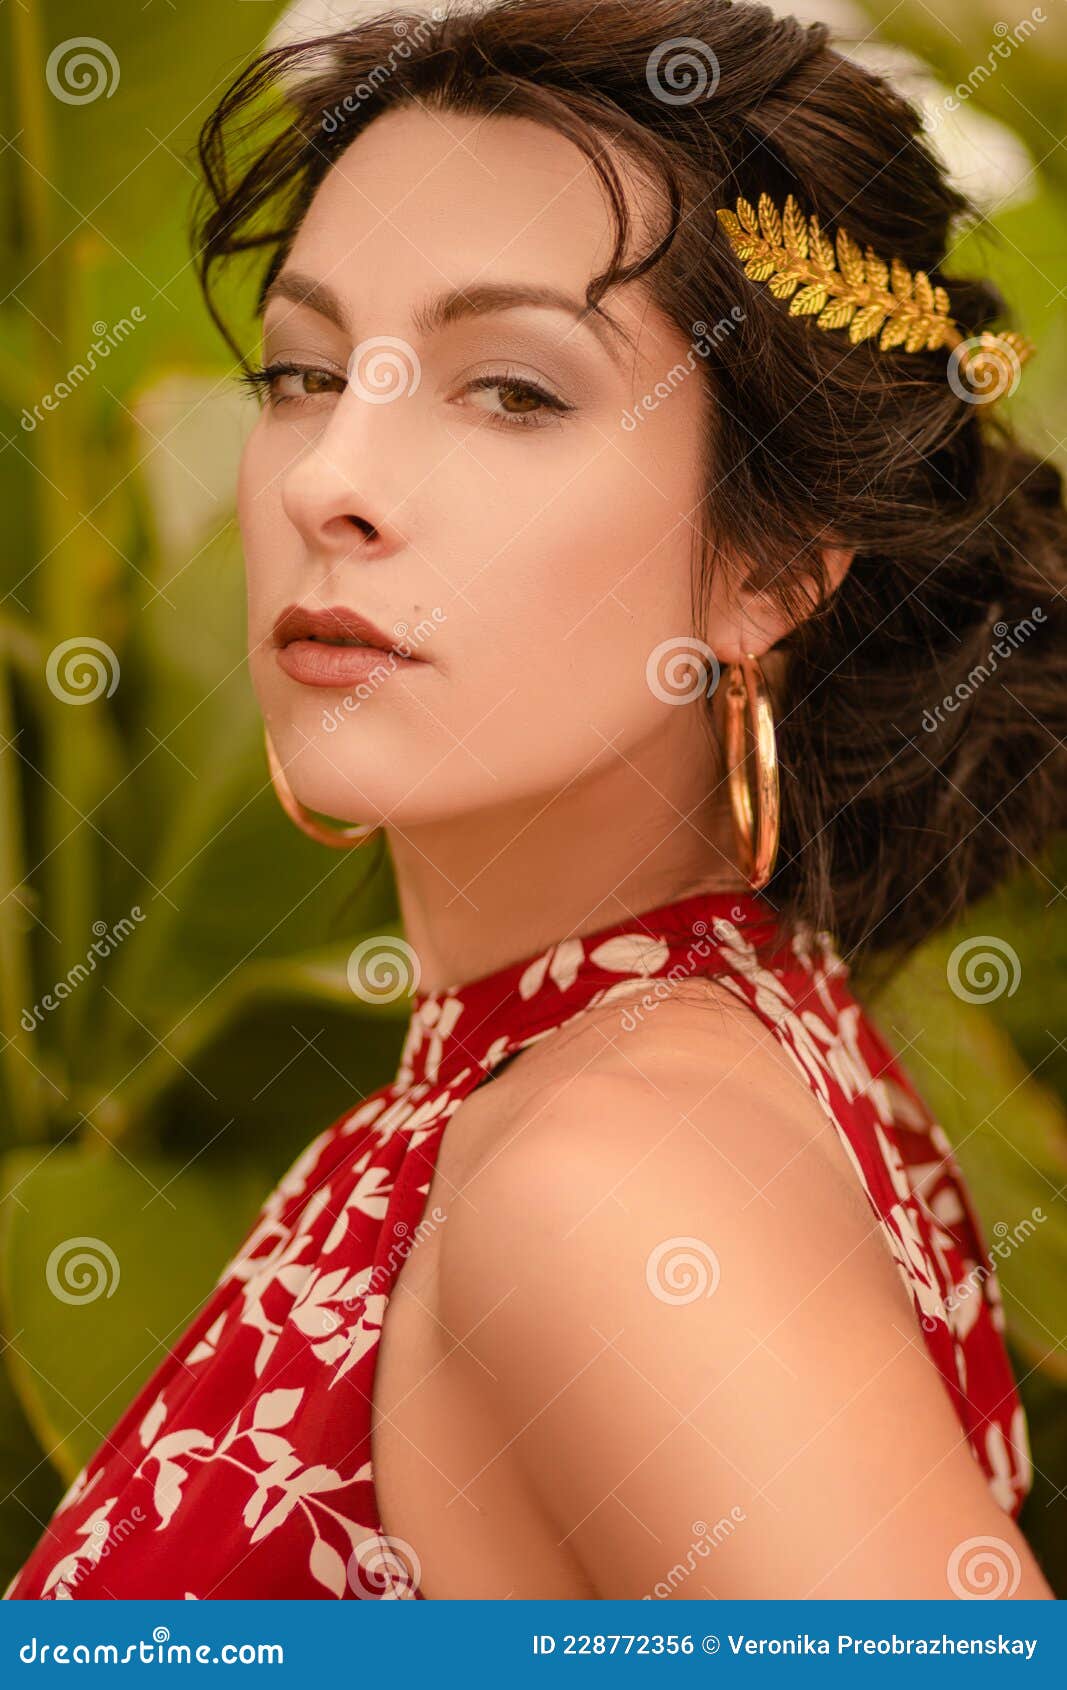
[446,970,872,1232]
[441,971,882,1332]
[437,975,1053,1599]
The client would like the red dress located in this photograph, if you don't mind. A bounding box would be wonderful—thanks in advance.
[3,890,1031,1600]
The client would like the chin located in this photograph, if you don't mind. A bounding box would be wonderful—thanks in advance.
[275,742,382,824]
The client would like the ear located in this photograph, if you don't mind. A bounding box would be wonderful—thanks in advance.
[705,543,854,664]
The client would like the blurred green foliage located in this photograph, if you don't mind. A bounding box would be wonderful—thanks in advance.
[0,0,1064,1595]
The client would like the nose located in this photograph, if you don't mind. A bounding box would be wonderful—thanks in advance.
[279,393,408,565]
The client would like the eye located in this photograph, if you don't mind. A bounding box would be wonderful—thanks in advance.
[235,360,574,430]
[459,371,573,431]
[236,361,346,408]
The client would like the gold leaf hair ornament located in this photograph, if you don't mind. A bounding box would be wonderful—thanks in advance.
[715,192,1036,407]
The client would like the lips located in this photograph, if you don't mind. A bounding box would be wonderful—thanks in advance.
[272,603,425,690]
[272,604,411,655]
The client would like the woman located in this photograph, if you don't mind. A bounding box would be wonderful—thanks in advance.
[6,0,1064,1600]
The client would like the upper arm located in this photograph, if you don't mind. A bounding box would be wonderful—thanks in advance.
[438,1010,1053,1599]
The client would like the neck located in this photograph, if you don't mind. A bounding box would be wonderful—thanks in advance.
[386,717,746,996]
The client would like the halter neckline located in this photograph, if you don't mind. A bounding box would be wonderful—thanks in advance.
[398,886,785,1091]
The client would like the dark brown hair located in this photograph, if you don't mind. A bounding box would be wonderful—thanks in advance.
[192,0,1067,961]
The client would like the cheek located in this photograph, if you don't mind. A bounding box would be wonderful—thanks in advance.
[237,430,289,609]
[439,439,700,780]
[236,418,268,526]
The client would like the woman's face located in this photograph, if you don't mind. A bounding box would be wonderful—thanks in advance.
[237,104,717,827]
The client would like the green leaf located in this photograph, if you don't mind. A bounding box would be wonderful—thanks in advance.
[0,1139,266,1481]
[0,1349,64,1590]
[95,934,411,1172]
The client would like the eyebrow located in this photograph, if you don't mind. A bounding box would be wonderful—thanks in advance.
[258,269,635,369]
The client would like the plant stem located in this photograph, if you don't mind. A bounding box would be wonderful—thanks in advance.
[0,657,44,1141]
[11,0,112,1068]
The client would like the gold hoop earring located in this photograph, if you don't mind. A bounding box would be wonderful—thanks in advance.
[724,655,780,890]
[264,728,380,849]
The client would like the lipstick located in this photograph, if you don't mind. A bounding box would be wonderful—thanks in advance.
[272,603,425,689]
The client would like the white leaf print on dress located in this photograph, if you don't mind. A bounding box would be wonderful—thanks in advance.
[519,937,584,999]
[945,1278,984,1344]
[321,1165,392,1255]
[290,1266,382,1374]
[712,919,847,1099]
[248,1466,345,1545]
[253,1389,304,1429]
[230,1202,329,1377]
[409,993,466,1084]
[340,1094,390,1137]
[985,1416,1024,1514]
[800,1001,894,1125]
[588,934,670,977]
[39,1498,118,1597]
[871,1121,952,1330]
[366,1089,425,1149]
[49,1460,102,1522]
[185,1309,229,1367]
[310,1535,348,1597]
[138,1392,168,1449]
[314,1271,387,1386]
[586,977,661,1011]
[126,1378,364,1589]
[142,1428,216,1529]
